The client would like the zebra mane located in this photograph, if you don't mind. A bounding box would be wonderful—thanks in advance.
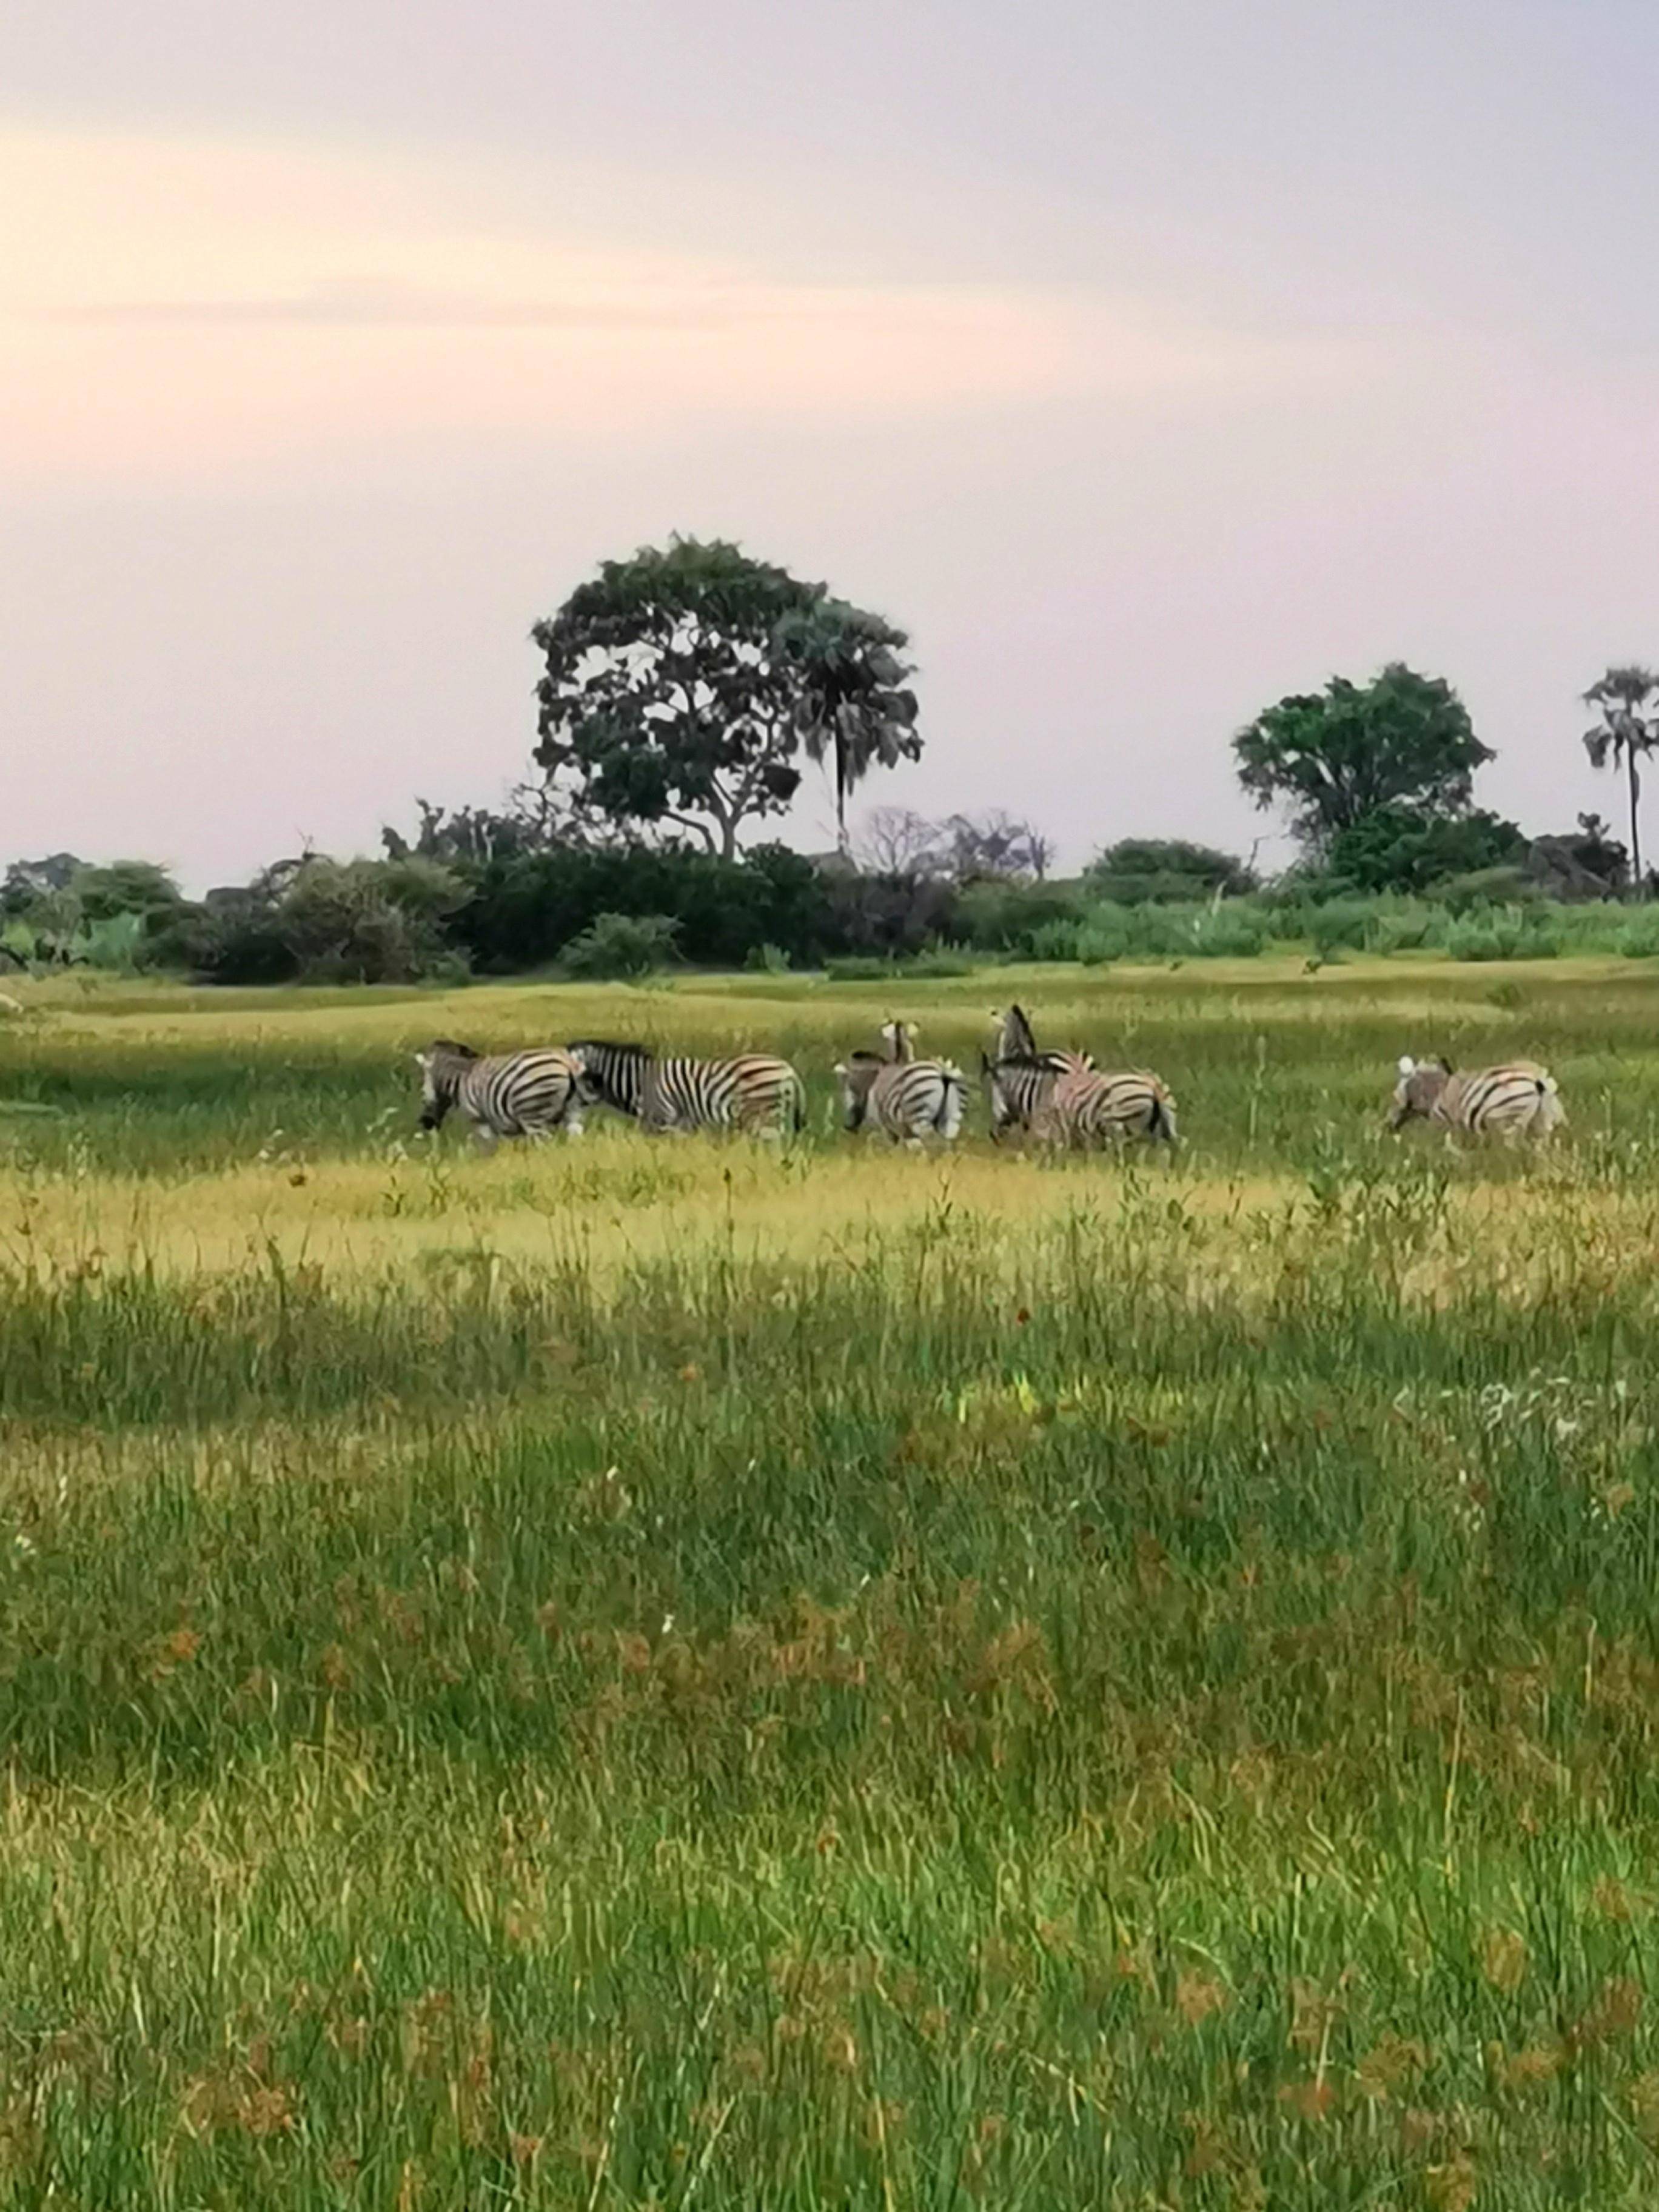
[569,1038,654,1061]
[429,1038,479,1061]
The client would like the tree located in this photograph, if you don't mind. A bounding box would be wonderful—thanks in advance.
[1233,664,1492,852]
[771,599,919,845]
[1582,666,1658,894]
[1084,839,1256,903]
[854,807,947,876]
[1322,805,1525,894]
[937,811,1054,880]
[531,538,920,861]
[72,860,184,922]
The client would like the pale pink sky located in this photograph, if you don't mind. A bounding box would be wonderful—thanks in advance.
[4,1,1658,888]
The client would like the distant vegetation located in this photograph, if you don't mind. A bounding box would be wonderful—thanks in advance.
[7,534,1659,984]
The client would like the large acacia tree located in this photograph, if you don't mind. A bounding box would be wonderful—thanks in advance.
[1233,663,1492,853]
[531,538,919,858]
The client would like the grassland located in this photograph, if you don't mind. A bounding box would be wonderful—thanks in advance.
[3,956,1659,2207]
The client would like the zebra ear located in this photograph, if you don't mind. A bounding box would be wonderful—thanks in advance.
[413,1051,431,1068]
[833,1060,848,1076]
[1397,1055,1415,1076]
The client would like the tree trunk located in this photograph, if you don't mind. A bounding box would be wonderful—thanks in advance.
[1631,754,1644,900]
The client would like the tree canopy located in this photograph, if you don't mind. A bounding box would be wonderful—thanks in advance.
[1233,664,1492,851]
[1322,805,1524,894]
[531,538,920,860]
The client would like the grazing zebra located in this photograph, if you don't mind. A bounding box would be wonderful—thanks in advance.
[414,1040,594,1147]
[566,1038,805,1137]
[836,1049,967,1145]
[1389,1055,1564,1141]
[1039,1065,1177,1147]
[982,1004,1096,1138]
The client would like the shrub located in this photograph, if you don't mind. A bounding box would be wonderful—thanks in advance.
[953,878,1082,954]
[1618,908,1659,959]
[557,912,681,980]
[745,942,793,974]
[1309,902,1373,956]
[1083,839,1256,903]
[1443,910,1561,962]
[822,956,895,982]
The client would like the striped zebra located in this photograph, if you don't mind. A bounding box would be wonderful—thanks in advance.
[415,1039,594,1147]
[983,1004,1095,1138]
[1389,1055,1564,1141]
[1039,1065,1176,1146]
[836,1049,967,1145]
[567,1038,805,1137]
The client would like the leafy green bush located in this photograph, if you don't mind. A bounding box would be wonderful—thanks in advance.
[952,877,1082,954]
[822,955,896,982]
[1443,909,1561,962]
[557,911,681,980]
[745,942,793,973]
[1083,838,1256,903]
[1309,902,1374,956]
[1618,908,1659,959]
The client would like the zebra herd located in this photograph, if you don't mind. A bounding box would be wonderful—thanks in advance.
[414,1006,1566,1151]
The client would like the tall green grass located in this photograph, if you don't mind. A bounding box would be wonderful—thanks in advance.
[4,968,1659,2202]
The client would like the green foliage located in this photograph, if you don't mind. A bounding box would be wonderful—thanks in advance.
[531,537,919,858]
[1324,803,1525,893]
[1618,907,1659,958]
[1235,663,1492,849]
[744,941,793,974]
[1443,907,1563,962]
[458,841,831,971]
[180,859,471,985]
[70,859,184,923]
[557,910,681,980]
[1084,836,1256,903]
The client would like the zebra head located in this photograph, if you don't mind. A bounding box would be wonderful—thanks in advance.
[835,1051,884,1131]
[990,1005,1039,1062]
[414,1039,478,1130]
[563,1047,602,1108]
[1389,1053,1452,1130]
[880,1020,917,1063]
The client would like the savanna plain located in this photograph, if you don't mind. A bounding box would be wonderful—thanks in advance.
[5,957,1659,2209]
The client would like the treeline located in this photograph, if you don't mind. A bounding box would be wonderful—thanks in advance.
[2,814,1654,988]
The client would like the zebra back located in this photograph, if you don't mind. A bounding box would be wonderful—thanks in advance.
[841,1056,966,1142]
[982,1049,1096,1136]
[1391,1056,1563,1138]
[642,1054,805,1135]
[1036,1066,1177,1146]
[417,1041,589,1139]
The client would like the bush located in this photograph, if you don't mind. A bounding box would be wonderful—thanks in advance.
[1443,910,1561,962]
[1309,902,1374,956]
[822,956,896,983]
[1618,908,1659,959]
[458,843,833,971]
[1083,839,1256,903]
[745,942,793,974]
[953,878,1082,954]
[557,912,680,980]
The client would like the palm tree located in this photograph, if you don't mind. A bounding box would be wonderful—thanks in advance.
[774,600,921,848]
[1583,666,1659,896]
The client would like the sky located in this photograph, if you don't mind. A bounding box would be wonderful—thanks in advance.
[4,0,1659,890]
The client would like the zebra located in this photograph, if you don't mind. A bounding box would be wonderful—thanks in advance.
[982,1004,1096,1138]
[566,1038,805,1137]
[836,1047,967,1145]
[1389,1055,1564,1141]
[1031,1065,1178,1147]
[414,1040,594,1147]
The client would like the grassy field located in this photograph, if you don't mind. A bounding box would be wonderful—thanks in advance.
[4,956,1659,2207]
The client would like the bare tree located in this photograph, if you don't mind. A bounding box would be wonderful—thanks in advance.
[939,810,1053,881]
[853,806,946,876]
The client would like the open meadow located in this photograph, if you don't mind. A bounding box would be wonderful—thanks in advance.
[5,956,1659,2207]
